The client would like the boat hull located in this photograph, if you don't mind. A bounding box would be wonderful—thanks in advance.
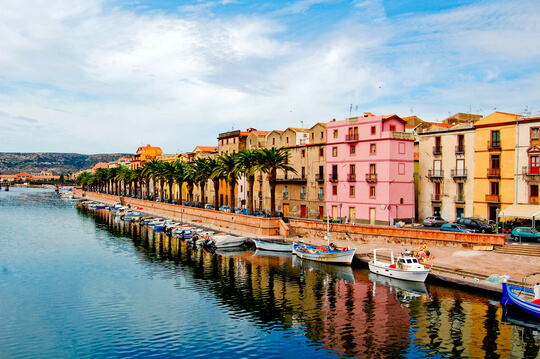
[213,235,247,249]
[292,243,356,265]
[368,261,430,282]
[252,239,292,252]
[502,283,540,319]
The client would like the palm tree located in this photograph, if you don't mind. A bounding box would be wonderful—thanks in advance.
[155,161,177,203]
[235,149,259,215]
[193,157,213,206]
[206,157,221,210]
[213,153,240,210]
[142,160,160,200]
[76,172,93,191]
[95,168,109,193]
[184,162,197,204]
[131,167,144,198]
[108,167,120,195]
[256,147,297,215]
[172,160,186,203]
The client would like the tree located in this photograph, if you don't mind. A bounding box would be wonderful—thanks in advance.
[193,157,213,206]
[235,149,259,215]
[76,172,93,191]
[213,153,240,210]
[172,160,186,203]
[206,157,221,210]
[256,147,297,215]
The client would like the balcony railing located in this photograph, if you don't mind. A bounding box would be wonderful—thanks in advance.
[391,132,413,140]
[455,194,465,203]
[451,169,467,180]
[431,194,442,202]
[485,194,500,203]
[347,173,356,182]
[530,196,539,204]
[455,145,465,154]
[329,174,338,182]
[345,134,359,141]
[433,146,442,155]
[315,173,325,182]
[487,168,501,178]
[276,175,307,182]
[300,193,306,199]
[365,173,377,183]
[318,193,324,200]
[427,169,444,180]
[523,166,540,177]
[283,192,288,199]
[488,141,501,151]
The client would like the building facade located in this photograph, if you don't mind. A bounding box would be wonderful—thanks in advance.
[326,113,414,225]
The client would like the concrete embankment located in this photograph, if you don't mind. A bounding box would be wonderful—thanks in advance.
[75,190,540,294]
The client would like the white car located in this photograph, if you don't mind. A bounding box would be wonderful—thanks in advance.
[219,205,231,213]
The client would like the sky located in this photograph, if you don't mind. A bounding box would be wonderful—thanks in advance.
[1,0,539,155]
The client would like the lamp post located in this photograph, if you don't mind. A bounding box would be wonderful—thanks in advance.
[339,203,343,223]
[412,172,420,226]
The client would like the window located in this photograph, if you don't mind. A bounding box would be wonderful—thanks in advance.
[333,130,338,138]
[319,148,324,157]
[491,182,499,195]
[301,167,305,179]
[350,145,356,155]
[332,147,338,157]
[311,133,314,140]
[319,166,324,178]
[249,139,252,145]
[272,138,275,146]
[226,139,229,144]
[531,156,540,174]
[491,154,500,169]
[532,127,540,139]
[234,138,236,144]
[286,137,289,144]
[321,131,324,139]
[389,125,396,131]
[319,187,324,199]
[370,164,376,174]
[301,149,305,158]
[371,126,376,135]
[350,186,355,197]
[350,164,356,174]
[332,185,338,196]
[301,186,305,195]
[491,130,500,147]
[370,144,376,153]
[370,186,376,198]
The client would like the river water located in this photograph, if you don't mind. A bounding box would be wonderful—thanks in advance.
[1,187,539,358]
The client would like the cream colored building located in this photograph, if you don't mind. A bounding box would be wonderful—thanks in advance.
[418,124,475,222]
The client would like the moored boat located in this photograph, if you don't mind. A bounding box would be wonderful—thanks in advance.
[501,272,540,319]
[368,248,431,282]
[211,234,247,249]
[252,238,292,252]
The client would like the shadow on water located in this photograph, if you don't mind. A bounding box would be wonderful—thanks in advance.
[78,206,540,359]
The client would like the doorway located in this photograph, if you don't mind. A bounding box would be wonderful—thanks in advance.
[369,208,376,225]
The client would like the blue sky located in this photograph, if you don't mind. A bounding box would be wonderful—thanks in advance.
[0,0,538,154]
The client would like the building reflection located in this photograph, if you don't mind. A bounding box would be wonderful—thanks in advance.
[79,207,539,358]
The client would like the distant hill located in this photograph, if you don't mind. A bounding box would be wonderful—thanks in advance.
[0,153,131,175]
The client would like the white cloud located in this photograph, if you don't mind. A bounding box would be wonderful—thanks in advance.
[0,0,538,154]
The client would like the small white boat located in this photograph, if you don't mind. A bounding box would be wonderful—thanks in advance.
[368,248,431,282]
[120,210,143,221]
[252,238,292,252]
[211,234,247,249]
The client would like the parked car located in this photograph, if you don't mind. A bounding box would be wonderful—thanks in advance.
[193,201,203,208]
[234,208,242,214]
[181,201,190,206]
[219,205,231,213]
[510,227,540,242]
[204,204,215,210]
[422,216,447,227]
[440,223,472,233]
[253,210,266,217]
[454,217,495,233]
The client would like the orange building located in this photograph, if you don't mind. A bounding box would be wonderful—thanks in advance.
[130,144,163,169]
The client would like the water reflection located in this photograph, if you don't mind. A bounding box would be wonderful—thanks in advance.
[78,206,540,358]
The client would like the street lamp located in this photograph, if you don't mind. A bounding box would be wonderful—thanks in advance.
[412,172,421,226]
[339,203,343,223]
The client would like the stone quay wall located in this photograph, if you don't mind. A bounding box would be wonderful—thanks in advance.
[75,190,506,247]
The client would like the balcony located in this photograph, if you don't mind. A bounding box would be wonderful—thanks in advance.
[318,193,324,200]
[531,138,540,146]
[451,169,467,181]
[431,194,442,202]
[485,194,500,203]
[427,169,444,181]
[530,196,539,204]
[391,132,413,140]
[455,194,465,203]
[455,145,465,154]
[315,173,325,182]
[433,146,442,155]
[283,192,288,199]
[347,173,357,182]
[300,193,306,200]
[329,174,338,182]
[365,173,377,183]
[276,175,307,183]
[488,141,501,151]
[523,166,540,181]
[345,134,359,142]
[487,168,501,178]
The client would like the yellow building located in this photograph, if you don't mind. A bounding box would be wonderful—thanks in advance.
[473,112,519,221]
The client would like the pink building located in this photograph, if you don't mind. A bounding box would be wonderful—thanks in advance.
[326,113,415,225]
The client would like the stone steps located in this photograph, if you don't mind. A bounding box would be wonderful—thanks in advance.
[494,244,540,257]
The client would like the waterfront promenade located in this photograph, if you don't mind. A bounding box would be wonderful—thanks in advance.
[76,191,539,295]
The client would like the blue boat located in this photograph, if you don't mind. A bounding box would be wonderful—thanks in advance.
[501,272,540,320]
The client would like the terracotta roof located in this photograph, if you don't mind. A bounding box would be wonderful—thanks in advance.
[286,127,310,132]
[194,146,217,152]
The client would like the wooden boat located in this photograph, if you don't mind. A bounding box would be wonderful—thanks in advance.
[292,214,356,265]
[211,234,247,249]
[501,272,540,319]
[368,248,431,282]
[252,238,292,252]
